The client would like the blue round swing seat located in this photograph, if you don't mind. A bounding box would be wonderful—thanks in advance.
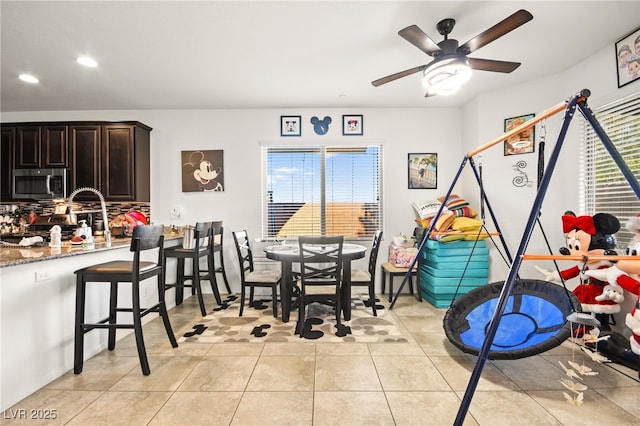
[443,279,582,360]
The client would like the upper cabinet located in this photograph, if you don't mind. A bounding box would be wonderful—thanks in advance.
[69,125,102,201]
[14,125,68,168]
[101,123,151,201]
[1,121,151,202]
[0,127,15,200]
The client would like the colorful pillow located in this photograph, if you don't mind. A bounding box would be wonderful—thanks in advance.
[432,211,456,232]
[438,194,469,210]
[465,231,491,240]
[433,231,467,242]
[452,217,483,232]
[451,206,478,218]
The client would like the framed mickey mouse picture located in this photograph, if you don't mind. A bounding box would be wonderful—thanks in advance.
[342,114,363,136]
[280,115,301,137]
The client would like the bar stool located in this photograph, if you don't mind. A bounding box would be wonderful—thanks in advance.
[73,224,177,376]
[211,221,232,294]
[164,221,222,316]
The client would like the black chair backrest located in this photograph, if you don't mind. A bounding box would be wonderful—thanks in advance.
[368,230,383,276]
[130,224,165,252]
[211,221,223,242]
[194,221,213,249]
[129,224,165,266]
[298,236,344,288]
[232,230,254,278]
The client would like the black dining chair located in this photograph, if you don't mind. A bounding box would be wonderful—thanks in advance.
[73,224,178,376]
[232,230,281,317]
[295,235,344,337]
[350,230,383,316]
[210,221,232,295]
[163,221,222,316]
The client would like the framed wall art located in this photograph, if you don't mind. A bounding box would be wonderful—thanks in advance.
[504,113,535,156]
[281,115,302,136]
[615,27,640,88]
[181,150,224,192]
[342,114,363,136]
[408,153,437,189]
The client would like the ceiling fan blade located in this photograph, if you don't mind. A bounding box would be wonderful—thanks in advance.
[371,64,427,87]
[468,58,521,73]
[398,25,443,56]
[458,9,533,54]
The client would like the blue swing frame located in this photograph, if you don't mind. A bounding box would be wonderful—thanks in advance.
[388,89,640,425]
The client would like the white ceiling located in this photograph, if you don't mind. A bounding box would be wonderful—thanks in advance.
[2,1,639,112]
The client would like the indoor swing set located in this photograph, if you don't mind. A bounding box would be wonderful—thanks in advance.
[388,89,640,425]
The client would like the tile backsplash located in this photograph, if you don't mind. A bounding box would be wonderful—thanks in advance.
[1,200,151,226]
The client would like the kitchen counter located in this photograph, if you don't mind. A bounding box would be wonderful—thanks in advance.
[0,230,183,268]
[0,227,184,411]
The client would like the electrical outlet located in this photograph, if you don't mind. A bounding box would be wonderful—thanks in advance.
[142,286,148,297]
[35,271,52,282]
[169,207,182,220]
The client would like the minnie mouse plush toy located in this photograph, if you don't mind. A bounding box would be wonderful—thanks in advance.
[536,211,621,331]
[584,213,640,376]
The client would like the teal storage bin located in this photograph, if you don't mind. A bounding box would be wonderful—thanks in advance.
[421,259,488,270]
[424,239,487,250]
[420,264,488,278]
[419,273,488,289]
[421,250,489,263]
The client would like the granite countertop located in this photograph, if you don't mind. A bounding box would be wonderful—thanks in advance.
[0,230,183,268]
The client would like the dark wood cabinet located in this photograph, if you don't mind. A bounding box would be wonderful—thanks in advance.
[42,126,68,167]
[101,123,150,201]
[13,125,68,168]
[69,125,101,200]
[14,126,41,168]
[1,121,151,202]
[1,127,15,200]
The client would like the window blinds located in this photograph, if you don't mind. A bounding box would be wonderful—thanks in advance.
[579,94,640,248]
[262,146,383,239]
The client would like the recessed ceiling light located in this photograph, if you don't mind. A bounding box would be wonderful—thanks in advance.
[76,56,98,67]
[18,74,39,83]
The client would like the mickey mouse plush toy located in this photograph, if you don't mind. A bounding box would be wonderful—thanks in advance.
[537,211,621,331]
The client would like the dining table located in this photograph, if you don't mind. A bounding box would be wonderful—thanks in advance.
[263,242,367,322]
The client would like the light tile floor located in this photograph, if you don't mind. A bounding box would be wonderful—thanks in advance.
[3,294,640,425]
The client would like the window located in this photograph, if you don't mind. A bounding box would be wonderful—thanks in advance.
[262,145,382,239]
[579,94,640,248]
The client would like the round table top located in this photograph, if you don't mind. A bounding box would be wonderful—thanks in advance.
[264,243,367,261]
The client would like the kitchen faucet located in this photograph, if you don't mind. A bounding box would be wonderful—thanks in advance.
[68,187,111,245]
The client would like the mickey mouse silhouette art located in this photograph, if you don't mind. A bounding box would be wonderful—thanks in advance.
[181,150,224,192]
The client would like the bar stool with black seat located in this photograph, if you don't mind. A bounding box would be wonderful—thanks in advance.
[74,224,178,376]
[163,221,221,316]
[350,230,383,316]
[210,221,232,295]
[232,229,281,317]
[295,236,344,337]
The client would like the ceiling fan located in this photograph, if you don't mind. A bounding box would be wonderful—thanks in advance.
[372,9,533,96]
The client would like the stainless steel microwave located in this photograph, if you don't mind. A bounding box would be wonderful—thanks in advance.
[12,168,70,199]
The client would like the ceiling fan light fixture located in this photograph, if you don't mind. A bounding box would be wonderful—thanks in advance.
[422,57,472,96]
